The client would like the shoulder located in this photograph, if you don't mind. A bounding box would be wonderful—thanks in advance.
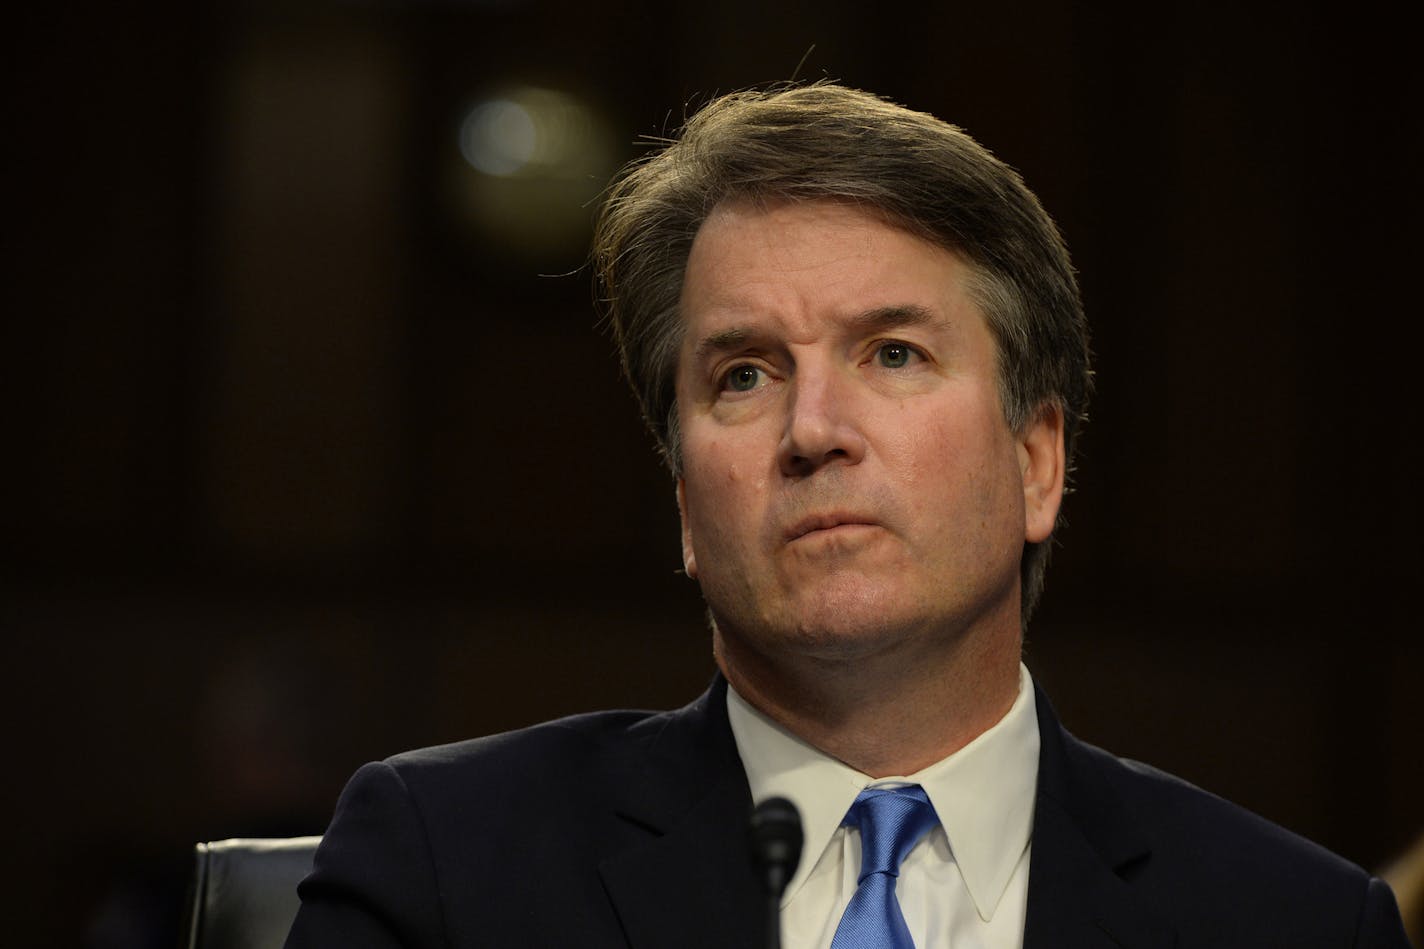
[1077,735,1363,880]
[1033,681,1372,890]
[290,706,704,949]
[387,706,668,781]
[356,704,684,823]
[1054,730,1408,946]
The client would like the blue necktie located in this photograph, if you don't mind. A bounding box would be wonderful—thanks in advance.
[829,785,940,949]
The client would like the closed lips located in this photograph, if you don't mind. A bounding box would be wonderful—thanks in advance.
[785,514,878,542]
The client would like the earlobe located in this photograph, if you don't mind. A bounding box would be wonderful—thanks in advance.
[1020,403,1066,544]
[676,479,699,579]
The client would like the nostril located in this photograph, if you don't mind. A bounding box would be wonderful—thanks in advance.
[783,453,816,477]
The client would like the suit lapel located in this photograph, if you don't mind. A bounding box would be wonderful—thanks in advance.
[1024,685,1177,949]
[597,678,763,949]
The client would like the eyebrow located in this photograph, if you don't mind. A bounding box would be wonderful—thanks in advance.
[691,304,946,359]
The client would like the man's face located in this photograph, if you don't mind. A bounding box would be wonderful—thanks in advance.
[674,199,1063,671]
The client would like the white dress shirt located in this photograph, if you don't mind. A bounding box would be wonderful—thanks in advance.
[727,664,1040,949]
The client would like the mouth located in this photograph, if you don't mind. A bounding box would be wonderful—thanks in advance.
[785,513,880,543]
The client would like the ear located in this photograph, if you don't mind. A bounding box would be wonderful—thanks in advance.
[676,478,699,579]
[1019,403,1066,544]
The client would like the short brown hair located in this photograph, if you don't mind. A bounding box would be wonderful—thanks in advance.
[593,82,1091,623]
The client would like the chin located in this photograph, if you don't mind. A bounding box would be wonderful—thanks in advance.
[767,582,936,658]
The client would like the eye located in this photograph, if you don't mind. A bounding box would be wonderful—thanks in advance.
[875,342,917,369]
[721,364,765,392]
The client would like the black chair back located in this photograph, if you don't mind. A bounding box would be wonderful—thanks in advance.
[184,837,320,949]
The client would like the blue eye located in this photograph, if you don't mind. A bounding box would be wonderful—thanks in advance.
[723,365,763,392]
[877,343,914,368]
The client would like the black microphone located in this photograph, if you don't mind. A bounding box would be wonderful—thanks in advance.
[749,796,803,949]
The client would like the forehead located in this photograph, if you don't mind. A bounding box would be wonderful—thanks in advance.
[677,198,979,340]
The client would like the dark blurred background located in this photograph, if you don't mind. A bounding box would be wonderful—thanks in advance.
[6,1,1421,946]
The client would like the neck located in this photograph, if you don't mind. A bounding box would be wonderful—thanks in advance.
[714,617,1022,778]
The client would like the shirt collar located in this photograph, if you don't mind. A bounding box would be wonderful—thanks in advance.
[727,664,1040,922]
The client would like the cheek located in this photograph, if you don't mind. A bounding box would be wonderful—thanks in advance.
[897,411,974,484]
[902,409,1020,523]
[682,439,758,543]
[686,426,770,488]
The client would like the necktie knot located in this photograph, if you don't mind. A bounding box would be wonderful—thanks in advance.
[843,785,940,881]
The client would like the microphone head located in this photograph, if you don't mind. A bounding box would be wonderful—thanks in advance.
[749,796,803,898]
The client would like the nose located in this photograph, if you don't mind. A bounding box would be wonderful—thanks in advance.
[777,364,868,477]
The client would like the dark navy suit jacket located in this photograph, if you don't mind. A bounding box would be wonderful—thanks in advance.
[285,677,1410,947]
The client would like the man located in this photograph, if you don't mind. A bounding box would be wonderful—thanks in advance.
[286,84,1410,948]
